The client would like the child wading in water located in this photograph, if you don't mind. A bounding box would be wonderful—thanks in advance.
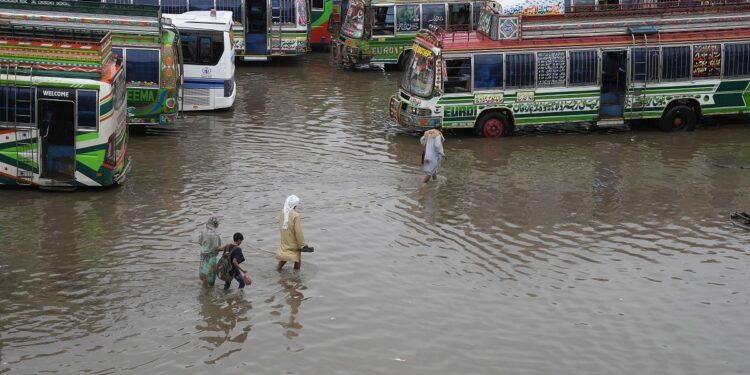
[219,233,250,290]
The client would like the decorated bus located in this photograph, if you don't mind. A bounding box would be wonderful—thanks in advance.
[0,26,129,189]
[333,0,486,68]
[0,0,183,126]
[164,11,236,111]
[158,0,308,61]
[390,0,750,137]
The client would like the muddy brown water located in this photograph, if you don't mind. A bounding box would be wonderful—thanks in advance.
[2,54,750,374]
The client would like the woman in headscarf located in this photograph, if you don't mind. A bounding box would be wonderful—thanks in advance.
[420,125,446,183]
[198,216,222,287]
[276,195,308,271]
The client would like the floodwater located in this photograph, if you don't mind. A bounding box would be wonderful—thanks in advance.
[2,53,750,375]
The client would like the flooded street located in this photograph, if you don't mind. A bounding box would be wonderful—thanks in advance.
[2,53,750,374]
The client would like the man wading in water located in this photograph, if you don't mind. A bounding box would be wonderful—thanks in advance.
[276,195,313,271]
[420,125,446,183]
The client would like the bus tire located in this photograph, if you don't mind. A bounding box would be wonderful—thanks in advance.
[475,112,512,138]
[659,105,696,132]
[398,50,413,71]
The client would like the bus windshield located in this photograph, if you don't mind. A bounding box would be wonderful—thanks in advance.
[401,45,435,98]
[341,0,365,39]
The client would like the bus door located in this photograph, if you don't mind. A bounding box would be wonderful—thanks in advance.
[246,0,268,54]
[599,50,627,119]
[37,89,76,181]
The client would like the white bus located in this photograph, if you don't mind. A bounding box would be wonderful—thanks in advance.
[165,10,236,111]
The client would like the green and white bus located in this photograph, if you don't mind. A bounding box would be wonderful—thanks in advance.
[0,26,129,188]
[333,0,484,68]
[390,1,750,137]
[0,0,183,126]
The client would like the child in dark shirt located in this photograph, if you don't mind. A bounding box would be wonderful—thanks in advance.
[219,232,250,290]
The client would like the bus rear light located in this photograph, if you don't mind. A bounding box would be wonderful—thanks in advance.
[224,79,234,97]
[105,134,116,166]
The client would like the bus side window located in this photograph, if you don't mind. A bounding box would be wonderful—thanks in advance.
[444,58,472,93]
[569,50,597,85]
[421,3,446,30]
[631,47,659,83]
[77,90,98,130]
[723,43,750,78]
[472,2,481,30]
[473,54,503,91]
[661,46,690,81]
[448,3,470,31]
[372,6,395,36]
[506,53,535,89]
[161,0,188,14]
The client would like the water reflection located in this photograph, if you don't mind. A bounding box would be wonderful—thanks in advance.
[196,290,253,348]
[268,276,306,339]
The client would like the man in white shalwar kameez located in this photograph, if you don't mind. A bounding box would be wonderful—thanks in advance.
[420,125,446,183]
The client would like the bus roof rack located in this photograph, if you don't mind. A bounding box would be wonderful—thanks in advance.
[0,0,163,35]
[0,23,114,78]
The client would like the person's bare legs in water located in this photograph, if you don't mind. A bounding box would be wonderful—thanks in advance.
[276,256,301,271]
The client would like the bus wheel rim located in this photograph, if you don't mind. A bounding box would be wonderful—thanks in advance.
[483,119,503,138]
[673,115,684,127]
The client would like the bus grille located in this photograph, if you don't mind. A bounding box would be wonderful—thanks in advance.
[184,88,211,107]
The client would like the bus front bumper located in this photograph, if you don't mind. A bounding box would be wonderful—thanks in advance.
[389,95,441,131]
[333,38,371,67]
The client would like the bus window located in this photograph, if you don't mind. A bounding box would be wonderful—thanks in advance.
[421,4,446,30]
[661,46,690,81]
[448,3,470,31]
[272,0,296,23]
[162,0,188,14]
[125,49,160,86]
[133,0,158,4]
[723,43,750,77]
[372,6,395,36]
[77,90,98,130]
[506,53,535,88]
[444,58,471,93]
[0,87,35,124]
[569,50,597,85]
[180,31,225,65]
[473,54,503,91]
[631,48,659,82]
[312,0,324,10]
[396,4,420,33]
[189,0,214,11]
[472,2,482,29]
[537,51,566,87]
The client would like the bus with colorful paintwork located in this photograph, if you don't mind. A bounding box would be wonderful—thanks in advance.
[333,0,484,69]
[0,0,183,126]
[390,1,750,137]
[0,26,129,189]
[310,0,344,49]
[164,11,236,111]
[158,0,308,61]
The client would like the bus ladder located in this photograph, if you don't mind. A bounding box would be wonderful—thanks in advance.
[628,27,660,122]
[9,64,37,184]
[270,0,284,55]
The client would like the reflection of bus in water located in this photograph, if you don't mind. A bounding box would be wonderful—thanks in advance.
[333,0,484,69]
[164,11,237,111]
[161,0,309,61]
[0,26,130,188]
[0,0,183,126]
[390,1,750,138]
